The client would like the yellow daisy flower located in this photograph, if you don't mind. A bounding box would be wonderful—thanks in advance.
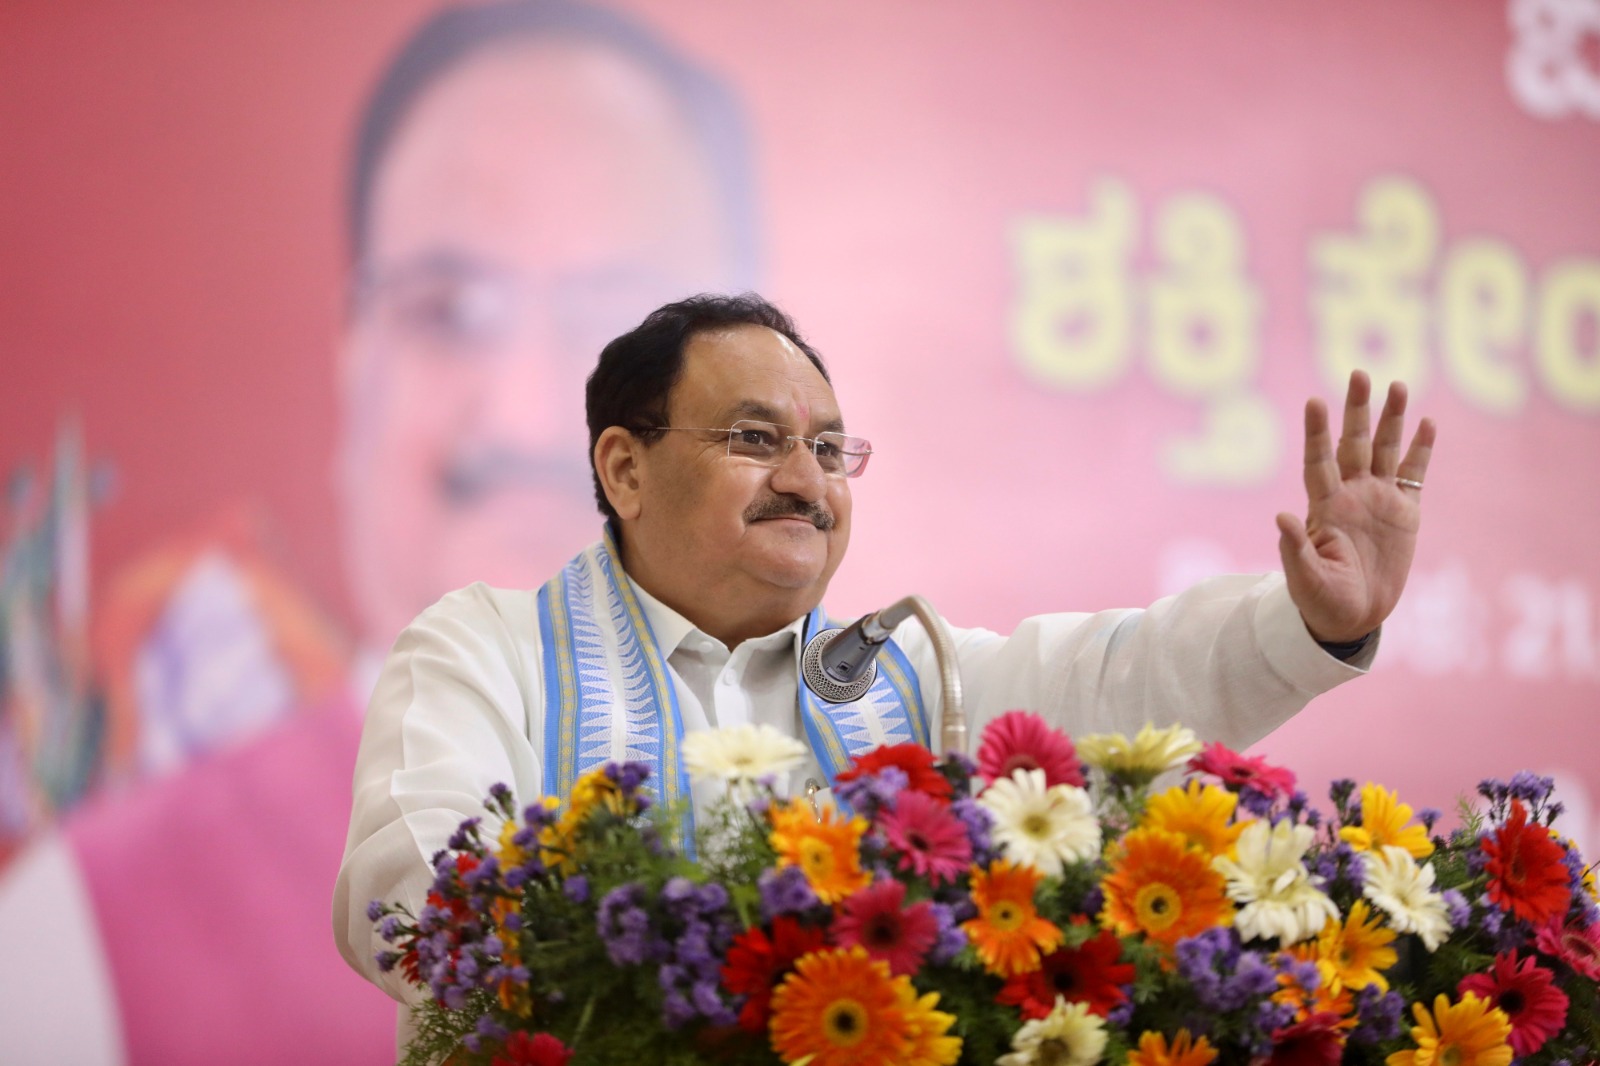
[1340,783,1434,860]
[1127,1029,1218,1066]
[1142,780,1246,859]
[1386,993,1512,1066]
[769,800,871,904]
[1310,898,1398,993]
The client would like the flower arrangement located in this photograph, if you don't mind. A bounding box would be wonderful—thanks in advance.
[369,715,1600,1066]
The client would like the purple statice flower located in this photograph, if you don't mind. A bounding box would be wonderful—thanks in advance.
[366,900,386,922]
[378,916,403,941]
[522,801,557,829]
[927,901,968,964]
[605,760,652,797]
[475,1013,507,1041]
[661,990,696,1030]
[758,865,819,921]
[441,985,467,1011]
[1480,906,1504,937]
[1509,771,1555,806]
[463,1034,483,1054]
[1238,788,1276,819]
[1417,807,1442,832]
[564,875,590,904]
[661,877,698,915]
[1351,984,1405,1044]
[1106,997,1135,1028]
[1304,807,1323,829]
[447,818,482,851]
[1442,889,1471,930]
[464,855,501,890]
[1080,885,1105,918]
[834,765,908,820]
[1280,956,1321,997]
[504,867,528,890]
[1465,845,1489,876]
[597,883,654,965]
[511,826,538,850]
[487,782,513,806]
[950,796,999,865]
[375,950,401,972]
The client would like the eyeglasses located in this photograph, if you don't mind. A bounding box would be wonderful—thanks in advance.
[651,420,873,478]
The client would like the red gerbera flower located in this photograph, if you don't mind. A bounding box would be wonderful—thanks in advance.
[1535,916,1600,980]
[836,743,952,800]
[1187,741,1297,800]
[996,925,1135,1019]
[1267,1011,1346,1066]
[830,878,939,976]
[879,789,971,885]
[721,916,829,1033]
[492,1031,573,1066]
[976,710,1084,788]
[1459,952,1569,1057]
[1483,799,1571,925]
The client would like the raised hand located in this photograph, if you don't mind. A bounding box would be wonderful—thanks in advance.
[1276,370,1436,644]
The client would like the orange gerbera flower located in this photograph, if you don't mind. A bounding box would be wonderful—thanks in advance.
[1100,828,1232,951]
[962,860,1063,976]
[769,800,871,904]
[1340,784,1434,860]
[1127,1029,1218,1066]
[769,946,959,1066]
[1386,993,1512,1066]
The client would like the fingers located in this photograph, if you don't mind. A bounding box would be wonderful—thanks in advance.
[1301,397,1341,500]
[1335,370,1373,479]
[1395,416,1437,488]
[1370,380,1409,478]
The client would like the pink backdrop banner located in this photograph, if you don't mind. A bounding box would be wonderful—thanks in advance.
[2,0,1599,1058]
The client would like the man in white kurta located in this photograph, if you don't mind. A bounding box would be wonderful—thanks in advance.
[335,293,1434,1008]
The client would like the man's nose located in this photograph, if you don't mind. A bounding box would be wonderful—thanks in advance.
[768,438,829,501]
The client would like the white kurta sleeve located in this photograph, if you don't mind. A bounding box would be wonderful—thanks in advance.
[333,583,544,1000]
[895,573,1375,752]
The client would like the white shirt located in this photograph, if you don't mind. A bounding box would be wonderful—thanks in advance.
[333,566,1372,1005]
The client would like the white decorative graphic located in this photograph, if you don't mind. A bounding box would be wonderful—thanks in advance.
[1508,0,1600,120]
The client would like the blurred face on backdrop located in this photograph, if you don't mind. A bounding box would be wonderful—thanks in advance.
[338,39,736,646]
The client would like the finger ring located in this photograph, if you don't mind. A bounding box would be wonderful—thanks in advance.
[1395,477,1423,491]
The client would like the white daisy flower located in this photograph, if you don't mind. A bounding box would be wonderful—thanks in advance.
[1362,844,1452,951]
[979,768,1101,877]
[1212,819,1337,944]
[681,723,807,785]
[998,997,1108,1066]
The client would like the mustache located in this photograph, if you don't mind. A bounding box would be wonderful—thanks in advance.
[743,495,836,531]
[440,448,592,506]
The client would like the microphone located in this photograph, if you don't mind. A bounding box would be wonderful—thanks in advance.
[800,599,921,704]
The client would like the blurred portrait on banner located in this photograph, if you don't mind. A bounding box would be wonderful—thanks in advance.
[2,1,1598,1062]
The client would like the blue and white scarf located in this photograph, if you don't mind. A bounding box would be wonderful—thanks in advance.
[535,527,928,826]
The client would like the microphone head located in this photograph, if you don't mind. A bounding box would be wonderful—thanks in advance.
[801,628,877,704]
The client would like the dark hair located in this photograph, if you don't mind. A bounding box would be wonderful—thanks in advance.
[585,293,829,519]
[347,0,759,283]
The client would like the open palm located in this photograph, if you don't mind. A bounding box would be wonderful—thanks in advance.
[1277,371,1436,644]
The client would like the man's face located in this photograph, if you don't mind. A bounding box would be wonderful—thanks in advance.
[626,324,853,633]
[338,39,734,645]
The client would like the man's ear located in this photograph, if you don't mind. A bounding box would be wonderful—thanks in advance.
[594,426,644,520]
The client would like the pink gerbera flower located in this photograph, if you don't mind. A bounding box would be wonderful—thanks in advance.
[976,710,1084,788]
[1535,916,1600,981]
[1458,952,1568,1056]
[1188,741,1297,799]
[829,878,939,976]
[880,788,972,885]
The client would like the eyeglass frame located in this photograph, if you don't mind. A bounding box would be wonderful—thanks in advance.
[644,419,873,478]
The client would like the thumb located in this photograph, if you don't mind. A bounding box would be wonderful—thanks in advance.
[1275,512,1313,575]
